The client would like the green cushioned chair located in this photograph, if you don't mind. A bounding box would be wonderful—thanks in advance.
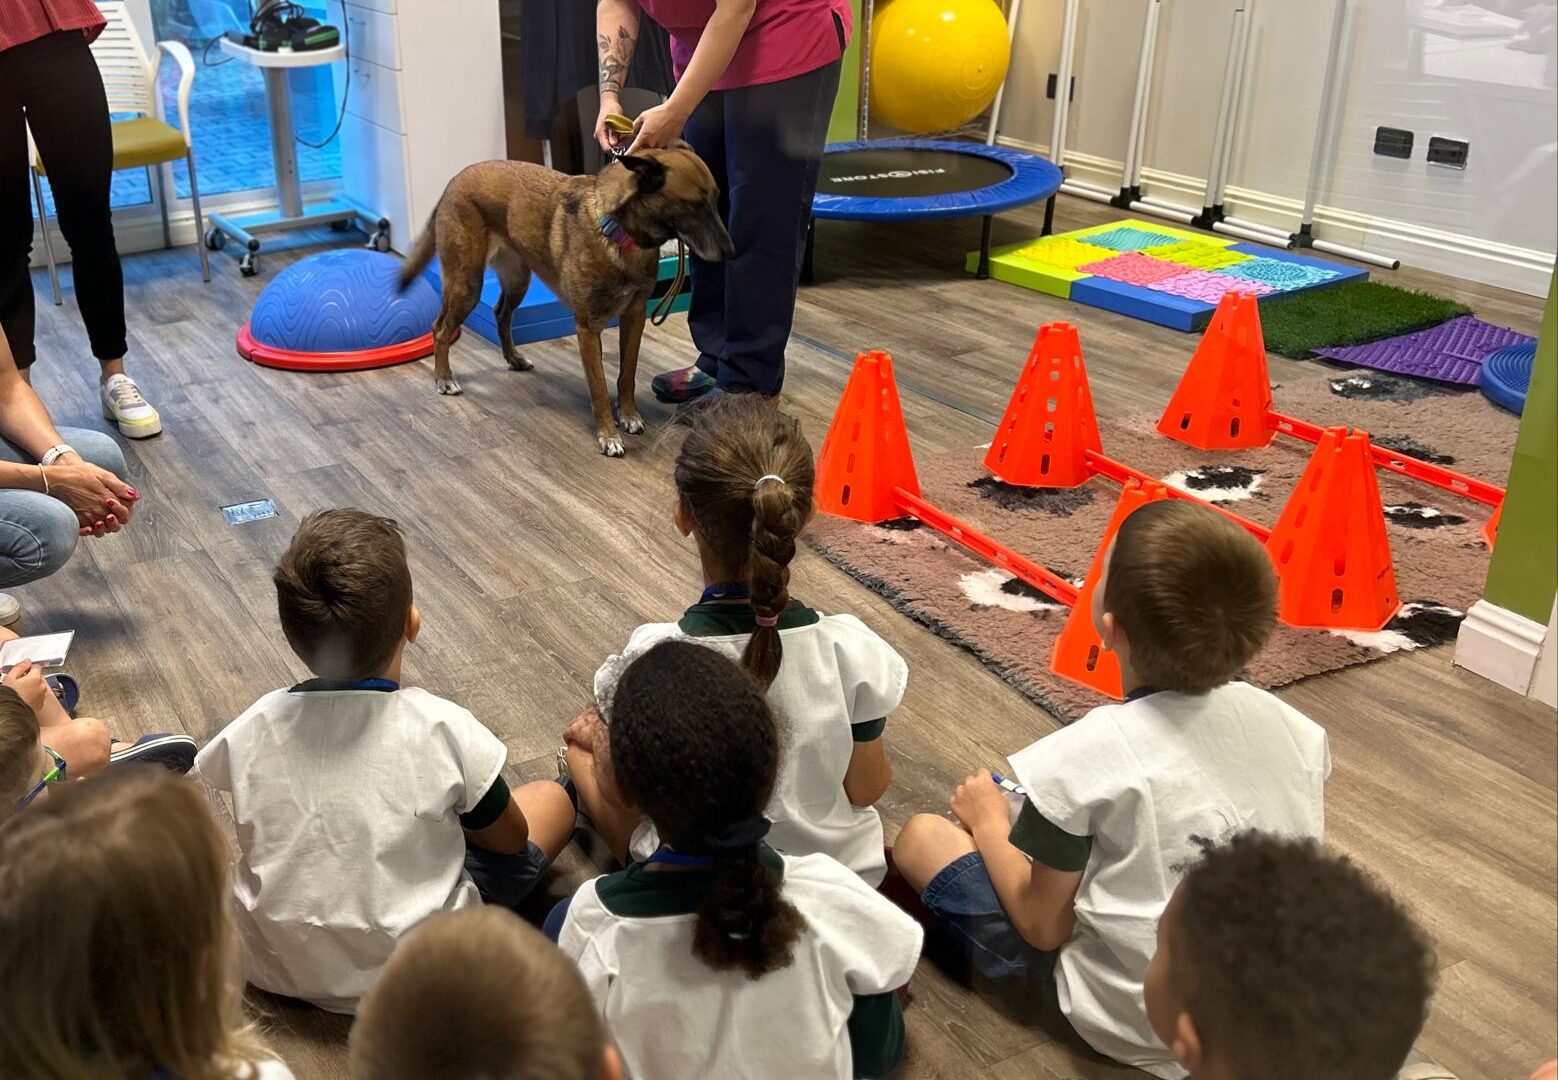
[31,0,209,305]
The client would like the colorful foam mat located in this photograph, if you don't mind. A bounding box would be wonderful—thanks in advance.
[968,219,1368,331]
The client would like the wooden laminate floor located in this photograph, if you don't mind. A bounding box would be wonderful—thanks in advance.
[20,193,1556,1080]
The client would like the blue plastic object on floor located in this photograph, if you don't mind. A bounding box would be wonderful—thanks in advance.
[249,249,438,352]
[1479,341,1536,414]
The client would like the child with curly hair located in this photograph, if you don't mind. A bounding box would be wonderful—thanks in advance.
[558,639,921,1079]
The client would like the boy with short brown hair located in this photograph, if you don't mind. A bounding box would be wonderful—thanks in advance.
[0,686,44,811]
[195,509,578,1013]
[351,907,619,1080]
[1144,831,1436,1080]
[892,500,1331,1078]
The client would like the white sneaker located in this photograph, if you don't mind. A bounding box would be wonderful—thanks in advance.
[0,594,19,627]
[101,374,162,439]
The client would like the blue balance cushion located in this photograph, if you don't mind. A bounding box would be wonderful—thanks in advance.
[249,249,440,352]
[1479,341,1536,415]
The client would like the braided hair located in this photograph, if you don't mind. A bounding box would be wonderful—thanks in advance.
[675,395,816,687]
[610,640,806,978]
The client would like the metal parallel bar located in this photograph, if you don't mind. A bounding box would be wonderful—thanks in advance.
[1046,0,1080,163]
[1202,2,1247,210]
[1120,0,1162,191]
[1267,412,1505,506]
[1084,451,1271,542]
[987,0,1026,146]
[893,488,1079,607]
[1300,0,1350,229]
[1210,0,1254,207]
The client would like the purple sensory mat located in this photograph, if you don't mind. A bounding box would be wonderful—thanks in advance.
[1314,316,1536,386]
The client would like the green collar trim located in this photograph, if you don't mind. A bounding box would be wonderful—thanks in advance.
[677,599,820,637]
[596,846,785,917]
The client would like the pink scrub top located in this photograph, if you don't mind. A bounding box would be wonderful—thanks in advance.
[638,0,852,91]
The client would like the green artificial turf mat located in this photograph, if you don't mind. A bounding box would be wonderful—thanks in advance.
[1259,281,1472,359]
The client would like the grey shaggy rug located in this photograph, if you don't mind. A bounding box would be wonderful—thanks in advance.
[808,369,1516,721]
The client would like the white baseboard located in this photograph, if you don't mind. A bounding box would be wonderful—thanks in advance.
[1532,604,1558,709]
[995,139,1557,296]
[1454,600,1550,697]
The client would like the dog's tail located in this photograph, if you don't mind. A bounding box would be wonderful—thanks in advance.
[396,209,438,292]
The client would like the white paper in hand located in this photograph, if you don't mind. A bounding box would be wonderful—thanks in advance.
[0,631,74,673]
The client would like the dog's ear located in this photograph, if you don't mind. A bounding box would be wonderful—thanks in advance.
[617,154,668,195]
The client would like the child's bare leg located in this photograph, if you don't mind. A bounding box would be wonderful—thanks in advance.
[513,779,578,861]
[892,813,978,893]
[44,716,111,779]
[566,743,639,864]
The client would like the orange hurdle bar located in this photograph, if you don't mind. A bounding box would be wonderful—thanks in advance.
[1159,293,1505,544]
[892,488,1080,607]
[1267,411,1504,508]
[816,349,1081,610]
[1082,449,1272,544]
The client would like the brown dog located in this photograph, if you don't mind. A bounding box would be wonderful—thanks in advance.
[398,148,732,456]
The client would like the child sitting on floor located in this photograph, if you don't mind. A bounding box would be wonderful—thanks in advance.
[891,499,1331,1079]
[351,907,620,1080]
[568,396,905,885]
[0,625,196,782]
[194,509,577,1013]
[0,768,295,1079]
[0,686,49,814]
[558,640,923,1080]
[1143,831,1436,1080]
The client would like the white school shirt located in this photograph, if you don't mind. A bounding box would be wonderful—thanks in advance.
[194,682,508,1014]
[558,850,924,1080]
[1006,682,1330,1079]
[593,601,907,886]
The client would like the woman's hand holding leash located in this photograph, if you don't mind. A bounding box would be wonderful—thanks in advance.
[595,95,627,154]
[626,100,689,154]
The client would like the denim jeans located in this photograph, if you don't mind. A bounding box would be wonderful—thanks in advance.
[0,427,126,587]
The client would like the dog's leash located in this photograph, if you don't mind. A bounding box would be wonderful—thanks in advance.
[604,114,687,329]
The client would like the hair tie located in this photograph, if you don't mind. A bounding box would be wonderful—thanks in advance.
[754,613,780,628]
[754,474,785,490]
[704,814,771,852]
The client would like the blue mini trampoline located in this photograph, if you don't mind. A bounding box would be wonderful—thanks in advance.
[806,140,1064,281]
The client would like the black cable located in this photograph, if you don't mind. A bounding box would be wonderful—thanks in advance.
[293,0,349,150]
[200,34,234,67]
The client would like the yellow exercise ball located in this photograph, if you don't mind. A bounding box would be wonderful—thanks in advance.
[869,0,1011,134]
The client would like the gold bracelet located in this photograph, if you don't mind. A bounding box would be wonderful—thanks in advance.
[38,464,49,496]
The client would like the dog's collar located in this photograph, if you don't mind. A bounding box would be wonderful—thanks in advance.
[598,214,639,252]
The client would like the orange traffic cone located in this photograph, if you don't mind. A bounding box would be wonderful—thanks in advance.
[815,350,922,524]
[1050,479,1172,699]
[1156,292,1275,451]
[1266,427,1401,631]
[984,322,1102,488]
[1482,501,1502,550]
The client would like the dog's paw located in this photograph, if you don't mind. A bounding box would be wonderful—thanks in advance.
[505,352,533,372]
[599,435,627,458]
[617,412,646,435]
[435,376,464,396]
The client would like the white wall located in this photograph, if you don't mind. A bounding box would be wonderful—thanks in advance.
[997,0,1558,294]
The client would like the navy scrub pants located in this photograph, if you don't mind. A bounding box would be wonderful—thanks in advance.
[683,53,842,397]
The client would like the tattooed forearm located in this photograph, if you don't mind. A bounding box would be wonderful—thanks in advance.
[597,25,635,95]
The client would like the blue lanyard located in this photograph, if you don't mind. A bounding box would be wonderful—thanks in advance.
[645,845,715,868]
[700,582,749,604]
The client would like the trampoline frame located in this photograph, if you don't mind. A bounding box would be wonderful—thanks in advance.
[805,139,1063,281]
